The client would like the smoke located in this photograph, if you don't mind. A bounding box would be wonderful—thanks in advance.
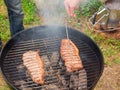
[34,0,92,26]
[35,0,66,25]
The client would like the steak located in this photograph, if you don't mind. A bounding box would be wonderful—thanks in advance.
[60,39,83,72]
[22,50,44,84]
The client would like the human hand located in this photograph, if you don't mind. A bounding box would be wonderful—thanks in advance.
[64,0,81,17]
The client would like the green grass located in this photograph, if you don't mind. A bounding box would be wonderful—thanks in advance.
[84,28,120,65]
[75,0,103,18]
[22,0,37,24]
[0,74,13,90]
[0,14,10,43]
[113,59,120,64]
[0,0,40,44]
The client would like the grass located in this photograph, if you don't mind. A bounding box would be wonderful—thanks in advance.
[22,0,37,24]
[0,74,13,90]
[84,28,120,65]
[0,0,41,44]
[0,0,10,44]
[75,0,103,18]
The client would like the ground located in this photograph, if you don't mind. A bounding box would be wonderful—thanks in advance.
[0,0,120,90]
[95,64,120,90]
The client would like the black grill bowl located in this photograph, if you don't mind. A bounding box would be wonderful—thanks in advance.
[0,25,104,90]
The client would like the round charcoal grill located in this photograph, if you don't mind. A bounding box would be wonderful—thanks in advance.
[0,25,104,90]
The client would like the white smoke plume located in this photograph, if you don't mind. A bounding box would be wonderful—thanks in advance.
[35,0,66,25]
[34,0,91,26]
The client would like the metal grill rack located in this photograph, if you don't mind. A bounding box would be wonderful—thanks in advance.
[0,26,104,90]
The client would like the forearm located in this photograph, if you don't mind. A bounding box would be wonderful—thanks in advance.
[64,0,82,17]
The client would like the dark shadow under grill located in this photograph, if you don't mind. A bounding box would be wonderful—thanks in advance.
[0,25,104,90]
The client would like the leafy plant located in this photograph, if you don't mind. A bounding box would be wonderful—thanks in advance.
[22,0,37,24]
[84,28,120,65]
[0,14,10,43]
[75,0,103,18]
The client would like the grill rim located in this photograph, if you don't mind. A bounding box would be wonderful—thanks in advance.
[0,25,104,90]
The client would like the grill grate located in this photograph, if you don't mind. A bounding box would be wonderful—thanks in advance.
[0,24,103,90]
[2,36,100,90]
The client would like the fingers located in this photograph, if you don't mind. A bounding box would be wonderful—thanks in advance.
[64,1,78,17]
[69,7,77,17]
[64,2,71,16]
[65,5,76,17]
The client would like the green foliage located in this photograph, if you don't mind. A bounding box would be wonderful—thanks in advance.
[0,14,10,43]
[76,0,103,18]
[84,28,120,65]
[22,0,36,24]
[107,39,120,50]
[0,0,39,44]
[113,59,120,64]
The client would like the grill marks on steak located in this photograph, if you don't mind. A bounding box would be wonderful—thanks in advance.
[60,39,83,72]
[22,50,45,84]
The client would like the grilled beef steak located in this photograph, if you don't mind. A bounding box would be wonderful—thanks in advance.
[60,39,83,72]
[22,50,45,84]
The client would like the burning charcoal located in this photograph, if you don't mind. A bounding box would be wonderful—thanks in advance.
[50,51,59,64]
[58,59,64,67]
[17,64,26,72]
[78,69,87,90]
[14,80,33,90]
[40,88,46,90]
[41,88,46,90]
[41,55,51,75]
[25,70,31,77]
[57,74,66,86]
[14,80,25,86]
[41,55,50,66]
[57,70,69,89]
[20,87,33,90]
[61,76,67,86]
[46,84,60,90]
[69,73,79,90]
